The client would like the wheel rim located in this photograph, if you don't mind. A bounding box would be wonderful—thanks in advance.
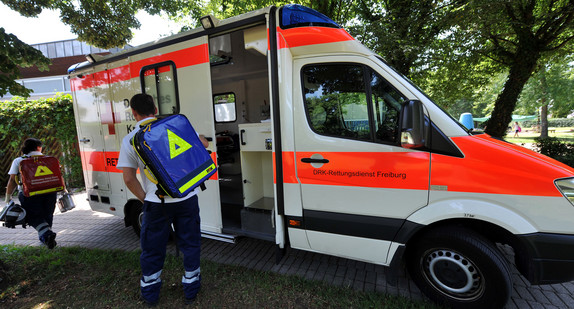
[137,211,144,230]
[422,248,484,301]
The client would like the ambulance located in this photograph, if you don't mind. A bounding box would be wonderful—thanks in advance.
[68,4,574,308]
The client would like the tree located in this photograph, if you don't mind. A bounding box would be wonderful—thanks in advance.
[0,27,50,97]
[170,0,359,29]
[0,0,187,97]
[458,0,574,138]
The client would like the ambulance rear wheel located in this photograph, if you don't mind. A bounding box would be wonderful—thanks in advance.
[406,227,512,309]
[130,203,143,237]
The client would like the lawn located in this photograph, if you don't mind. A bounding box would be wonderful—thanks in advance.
[0,245,441,309]
[504,126,574,145]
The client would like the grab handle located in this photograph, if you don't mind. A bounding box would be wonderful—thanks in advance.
[240,129,246,145]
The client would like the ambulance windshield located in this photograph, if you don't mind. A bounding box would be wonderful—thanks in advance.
[280,4,341,29]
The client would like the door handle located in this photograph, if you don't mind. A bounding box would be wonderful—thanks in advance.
[80,138,91,143]
[301,158,329,164]
[240,129,246,145]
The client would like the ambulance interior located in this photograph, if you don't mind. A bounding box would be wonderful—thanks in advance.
[209,25,275,241]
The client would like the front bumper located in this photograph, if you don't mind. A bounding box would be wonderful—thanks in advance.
[517,232,574,284]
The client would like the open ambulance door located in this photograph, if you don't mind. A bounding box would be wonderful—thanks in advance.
[70,69,114,208]
[134,36,222,237]
[290,56,431,265]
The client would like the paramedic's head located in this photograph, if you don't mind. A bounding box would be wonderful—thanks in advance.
[130,93,157,120]
[21,138,42,155]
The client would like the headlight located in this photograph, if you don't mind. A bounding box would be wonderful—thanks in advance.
[555,178,574,206]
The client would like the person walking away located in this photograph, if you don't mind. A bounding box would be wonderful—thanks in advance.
[4,138,58,249]
[513,122,521,138]
[117,93,208,306]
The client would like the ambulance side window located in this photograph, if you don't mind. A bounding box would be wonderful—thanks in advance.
[302,63,403,144]
[370,71,404,144]
[140,61,180,115]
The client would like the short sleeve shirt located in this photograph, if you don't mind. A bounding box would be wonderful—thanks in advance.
[116,117,198,203]
[8,151,43,191]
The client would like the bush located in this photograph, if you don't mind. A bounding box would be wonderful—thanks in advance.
[523,118,574,128]
[0,94,83,188]
[534,137,574,167]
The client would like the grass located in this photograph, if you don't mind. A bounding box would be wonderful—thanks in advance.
[503,126,574,145]
[0,245,441,309]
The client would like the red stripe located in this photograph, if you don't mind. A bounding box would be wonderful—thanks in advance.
[71,44,209,91]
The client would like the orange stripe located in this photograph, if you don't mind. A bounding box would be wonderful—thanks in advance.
[276,27,354,49]
[71,44,209,91]
[431,135,574,196]
[80,150,219,180]
[81,151,122,173]
[285,151,429,190]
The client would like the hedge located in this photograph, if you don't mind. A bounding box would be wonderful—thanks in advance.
[0,94,83,189]
[534,137,574,168]
[522,118,574,128]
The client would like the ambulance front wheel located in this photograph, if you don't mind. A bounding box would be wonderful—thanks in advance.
[406,226,512,309]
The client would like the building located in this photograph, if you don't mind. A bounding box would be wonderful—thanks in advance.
[4,39,128,100]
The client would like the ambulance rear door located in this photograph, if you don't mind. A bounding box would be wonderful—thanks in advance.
[291,55,431,265]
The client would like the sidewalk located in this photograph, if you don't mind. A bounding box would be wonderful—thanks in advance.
[2,192,574,308]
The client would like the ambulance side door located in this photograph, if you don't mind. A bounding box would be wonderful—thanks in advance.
[292,56,430,265]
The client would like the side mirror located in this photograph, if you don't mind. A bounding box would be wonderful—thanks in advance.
[400,100,427,149]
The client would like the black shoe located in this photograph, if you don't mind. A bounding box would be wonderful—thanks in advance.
[139,292,158,307]
[184,296,196,305]
[45,233,57,249]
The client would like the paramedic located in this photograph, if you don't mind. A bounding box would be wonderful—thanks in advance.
[117,93,208,306]
[4,138,58,249]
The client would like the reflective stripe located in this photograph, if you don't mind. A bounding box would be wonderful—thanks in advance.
[35,223,50,237]
[140,270,162,288]
[182,267,200,284]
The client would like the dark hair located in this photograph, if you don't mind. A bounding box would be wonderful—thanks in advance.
[130,93,156,116]
[21,138,42,155]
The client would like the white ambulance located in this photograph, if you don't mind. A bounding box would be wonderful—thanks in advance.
[68,4,574,308]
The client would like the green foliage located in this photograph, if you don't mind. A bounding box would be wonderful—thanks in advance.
[0,94,83,188]
[534,136,574,167]
[0,27,50,97]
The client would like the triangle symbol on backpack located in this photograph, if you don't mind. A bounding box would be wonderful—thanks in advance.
[167,129,193,159]
[35,165,54,177]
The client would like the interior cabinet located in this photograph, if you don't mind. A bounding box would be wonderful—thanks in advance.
[238,123,274,210]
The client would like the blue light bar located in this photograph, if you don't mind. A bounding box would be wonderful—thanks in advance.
[280,4,341,29]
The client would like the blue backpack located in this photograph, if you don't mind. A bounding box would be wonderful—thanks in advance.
[131,114,216,199]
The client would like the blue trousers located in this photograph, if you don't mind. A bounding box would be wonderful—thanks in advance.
[18,192,57,242]
[140,195,201,303]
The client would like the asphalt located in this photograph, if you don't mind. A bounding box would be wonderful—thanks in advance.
[2,191,574,308]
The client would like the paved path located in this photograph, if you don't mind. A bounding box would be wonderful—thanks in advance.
[2,192,574,308]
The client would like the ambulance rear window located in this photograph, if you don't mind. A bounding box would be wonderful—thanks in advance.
[280,4,341,29]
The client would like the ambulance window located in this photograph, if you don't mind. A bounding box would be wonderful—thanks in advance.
[213,93,236,122]
[140,61,179,115]
[370,72,405,144]
[303,64,370,141]
[302,63,404,144]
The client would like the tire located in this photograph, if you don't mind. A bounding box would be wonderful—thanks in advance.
[130,202,143,237]
[406,227,512,309]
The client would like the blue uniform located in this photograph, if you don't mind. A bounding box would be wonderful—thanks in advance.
[117,117,201,303]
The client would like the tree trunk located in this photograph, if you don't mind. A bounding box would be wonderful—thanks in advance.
[540,104,549,138]
[539,72,549,138]
[485,51,539,138]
